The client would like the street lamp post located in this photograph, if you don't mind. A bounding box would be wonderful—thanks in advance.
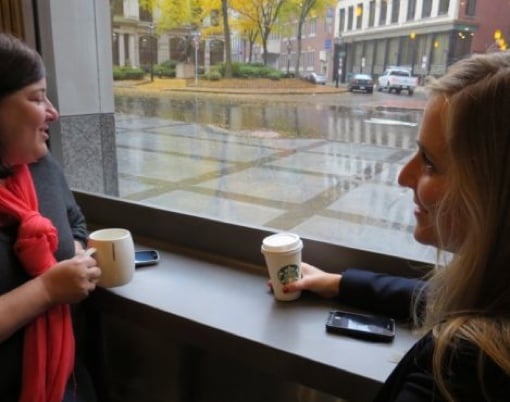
[146,23,155,82]
[192,31,200,86]
[409,31,416,77]
[286,39,293,77]
[334,36,344,88]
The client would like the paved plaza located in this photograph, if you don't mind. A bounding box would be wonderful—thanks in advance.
[114,92,436,264]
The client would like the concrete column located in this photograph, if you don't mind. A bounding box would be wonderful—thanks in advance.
[119,33,126,66]
[205,39,211,73]
[416,0,424,19]
[35,0,118,196]
[431,0,440,17]
[130,34,138,67]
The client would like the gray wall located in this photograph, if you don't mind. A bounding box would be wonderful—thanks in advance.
[35,0,118,196]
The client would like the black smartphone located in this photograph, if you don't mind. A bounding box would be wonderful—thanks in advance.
[325,310,395,342]
[135,250,160,267]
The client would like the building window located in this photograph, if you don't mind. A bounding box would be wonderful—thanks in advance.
[339,9,346,33]
[391,0,400,23]
[139,4,152,22]
[368,1,375,27]
[438,0,450,15]
[309,18,317,36]
[465,0,476,16]
[112,0,124,16]
[407,0,416,21]
[379,0,387,25]
[422,0,432,18]
[347,6,354,30]
[356,4,363,29]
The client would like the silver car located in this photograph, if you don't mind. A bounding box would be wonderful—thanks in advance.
[304,72,327,85]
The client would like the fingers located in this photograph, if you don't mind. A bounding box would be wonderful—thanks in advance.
[84,266,102,291]
[282,280,303,294]
[81,248,96,258]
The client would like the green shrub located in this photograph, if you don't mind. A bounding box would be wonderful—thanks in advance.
[204,71,221,81]
[153,65,175,78]
[212,62,283,79]
[267,71,282,80]
[113,65,145,80]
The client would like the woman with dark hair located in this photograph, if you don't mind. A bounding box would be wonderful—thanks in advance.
[276,51,510,401]
[0,33,101,402]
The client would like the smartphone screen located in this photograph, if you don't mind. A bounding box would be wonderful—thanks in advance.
[325,310,395,342]
[135,250,160,267]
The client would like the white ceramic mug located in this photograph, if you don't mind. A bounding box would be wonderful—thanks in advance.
[87,228,135,288]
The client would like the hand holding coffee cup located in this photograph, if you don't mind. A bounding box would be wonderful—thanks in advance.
[261,232,303,301]
[87,228,135,288]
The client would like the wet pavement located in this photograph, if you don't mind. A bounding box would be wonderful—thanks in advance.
[114,89,436,263]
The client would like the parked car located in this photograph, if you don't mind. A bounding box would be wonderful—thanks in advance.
[347,73,374,93]
[377,67,418,96]
[303,72,327,85]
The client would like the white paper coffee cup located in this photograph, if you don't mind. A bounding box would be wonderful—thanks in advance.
[261,232,303,301]
[88,228,135,288]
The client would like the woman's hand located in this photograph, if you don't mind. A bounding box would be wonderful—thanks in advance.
[38,254,101,305]
[268,262,342,299]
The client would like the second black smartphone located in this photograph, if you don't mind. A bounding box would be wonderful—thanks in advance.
[135,250,160,267]
[325,310,395,342]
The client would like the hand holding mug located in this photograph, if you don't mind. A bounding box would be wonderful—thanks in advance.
[87,228,135,288]
[40,252,101,305]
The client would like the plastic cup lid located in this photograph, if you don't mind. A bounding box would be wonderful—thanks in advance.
[262,233,302,253]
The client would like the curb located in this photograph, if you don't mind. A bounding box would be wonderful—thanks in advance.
[164,87,347,95]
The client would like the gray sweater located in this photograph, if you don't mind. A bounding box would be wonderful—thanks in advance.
[0,153,88,401]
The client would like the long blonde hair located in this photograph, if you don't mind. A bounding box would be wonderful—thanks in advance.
[420,52,510,401]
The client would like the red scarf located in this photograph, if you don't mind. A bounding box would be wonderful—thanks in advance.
[0,164,74,402]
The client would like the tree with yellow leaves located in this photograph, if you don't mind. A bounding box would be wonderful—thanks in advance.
[232,0,287,66]
[283,0,336,75]
[139,0,202,31]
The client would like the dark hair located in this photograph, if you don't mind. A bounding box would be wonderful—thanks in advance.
[0,33,45,100]
[0,33,45,177]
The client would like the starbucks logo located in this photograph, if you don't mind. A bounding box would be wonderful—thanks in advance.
[277,264,300,285]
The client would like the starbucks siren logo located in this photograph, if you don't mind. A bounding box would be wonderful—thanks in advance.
[277,264,300,285]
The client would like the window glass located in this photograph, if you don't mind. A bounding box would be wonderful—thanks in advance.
[347,6,354,30]
[438,0,450,15]
[109,1,436,263]
[367,1,375,27]
[465,0,476,16]
[422,0,432,18]
[339,9,346,32]
[379,1,387,25]
[356,4,363,29]
[391,0,400,23]
[407,0,416,21]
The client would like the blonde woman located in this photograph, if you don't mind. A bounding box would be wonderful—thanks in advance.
[281,52,510,401]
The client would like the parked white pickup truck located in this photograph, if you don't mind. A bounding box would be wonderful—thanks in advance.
[377,68,418,96]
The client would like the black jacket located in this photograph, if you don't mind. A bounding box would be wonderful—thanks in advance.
[339,268,510,401]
